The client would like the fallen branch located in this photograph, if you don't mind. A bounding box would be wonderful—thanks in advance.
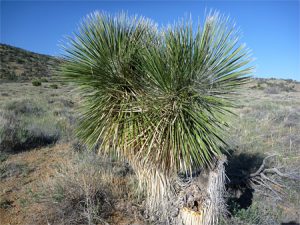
[247,154,299,200]
[227,154,300,200]
[249,154,277,178]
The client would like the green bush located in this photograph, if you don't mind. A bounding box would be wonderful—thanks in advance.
[32,80,41,86]
[0,198,13,209]
[0,152,8,162]
[40,78,49,82]
[49,84,58,89]
[17,58,25,64]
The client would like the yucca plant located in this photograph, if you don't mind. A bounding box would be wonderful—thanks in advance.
[61,11,253,225]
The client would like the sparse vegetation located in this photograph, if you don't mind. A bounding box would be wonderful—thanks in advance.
[31,79,41,86]
[251,78,297,94]
[0,98,72,152]
[0,199,13,209]
[0,162,33,179]
[36,151,136,225]
[1,71,18,81]
[40,78,48,82]
[49,84,58,89]
[0,44,61,81]
[0,152,9,162]
[222,202,282,225]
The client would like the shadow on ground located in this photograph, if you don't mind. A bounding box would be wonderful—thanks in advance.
[224,149,265,212]
[281,222,300,225]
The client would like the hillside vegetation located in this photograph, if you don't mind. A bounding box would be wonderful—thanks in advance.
[0,44,61,81]
[0,45,299,225]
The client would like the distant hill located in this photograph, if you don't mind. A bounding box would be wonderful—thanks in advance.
[0,44,61,81]
[1,44,298,85]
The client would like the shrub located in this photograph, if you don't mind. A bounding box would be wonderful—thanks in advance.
[17,58,25,64]
[5,99,45,116]
[264,81,295,94]
[264,86,280,94]
[32,79,41,86]
[222,202,281,225]
[40,78,48,82]
[3,71,18,81]
[0,152,8,162]
[283,110,300,127]
[38,151,134,225]
[0,162,33,179]
[49,84,58,89]
[255,83,264,90]
[0,99,61,152]
[0,199,13,209]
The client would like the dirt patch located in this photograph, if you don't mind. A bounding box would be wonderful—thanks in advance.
[0,144,148,225]
[0,144,68,225]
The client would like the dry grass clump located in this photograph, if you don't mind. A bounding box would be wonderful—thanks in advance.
[36,150,138,225]
[4,98,45,115]
[40,153,112,224]
[0,98,61,152]
[0,162,33,180]
[221,202,281,225]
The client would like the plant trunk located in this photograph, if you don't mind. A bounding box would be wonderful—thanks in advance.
[178,155,227,225]
[131,155,227,225]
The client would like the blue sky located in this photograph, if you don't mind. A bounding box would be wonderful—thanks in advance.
[1,1,299,80]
